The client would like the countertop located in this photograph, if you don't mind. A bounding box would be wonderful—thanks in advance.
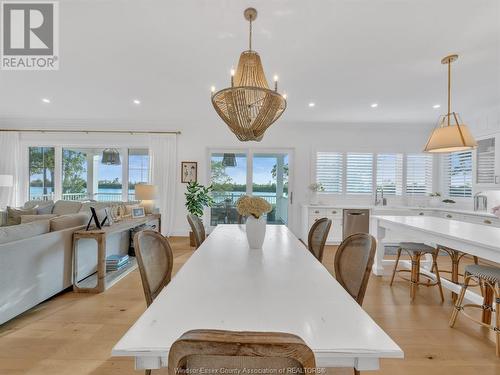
[302,204,497,218]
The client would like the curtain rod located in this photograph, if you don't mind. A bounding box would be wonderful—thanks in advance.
[0,129,181,135]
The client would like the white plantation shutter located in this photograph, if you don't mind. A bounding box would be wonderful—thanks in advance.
[406,154,433,195]
[316,152,343,193]
[476,138,495,184]
[346,153,373,194]
[376,154,403,195]
[445,151,472,197]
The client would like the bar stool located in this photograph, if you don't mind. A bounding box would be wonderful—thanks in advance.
[450,264,500,356]
[437,245,480,300]
[390,242,444,302]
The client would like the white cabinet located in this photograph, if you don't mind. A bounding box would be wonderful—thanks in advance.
[301,206,343,244]
[476,134,500,187]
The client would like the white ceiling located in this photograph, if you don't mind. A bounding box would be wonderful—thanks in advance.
[0,0,499,128]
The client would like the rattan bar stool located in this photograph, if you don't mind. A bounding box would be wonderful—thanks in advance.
[449,264,500,356]
[390,242,444,302]
[437,245,480,300]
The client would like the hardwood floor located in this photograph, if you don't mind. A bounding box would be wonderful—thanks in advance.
[0,237,498,374]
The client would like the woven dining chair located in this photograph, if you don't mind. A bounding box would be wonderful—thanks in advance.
[168,329,316,375]
[187,214,206,249]
[133,230,174,375]
[334,233,377,306]
[307,217,332,262]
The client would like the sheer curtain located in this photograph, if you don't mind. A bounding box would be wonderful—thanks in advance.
[0,132,20,208]
[149,134,177,236]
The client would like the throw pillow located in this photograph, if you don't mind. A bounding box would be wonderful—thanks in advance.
[49,213,90,232]
[36,202,55,215]
[6,207,36,226]
[21,214,58,224]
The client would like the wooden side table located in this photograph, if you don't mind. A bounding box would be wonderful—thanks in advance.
[72,214,160,293]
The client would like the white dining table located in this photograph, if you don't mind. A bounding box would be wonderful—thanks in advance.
[112,224,403,371]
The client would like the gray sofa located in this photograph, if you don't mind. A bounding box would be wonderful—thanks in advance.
[0,200,131,324]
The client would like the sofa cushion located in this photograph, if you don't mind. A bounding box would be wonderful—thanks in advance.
[21,214,58,224]
[0,220,50,244]
[49,213,89,232]
[52,200,83,215]
[6,206,37,226]
[23,199,54,210]
[36,202,55,215]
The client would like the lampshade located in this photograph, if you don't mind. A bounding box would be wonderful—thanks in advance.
[135,184,158,200]
[424,121,477,153]
[222,153,237,167]
[0,174,13,187]
[101,149,121,165]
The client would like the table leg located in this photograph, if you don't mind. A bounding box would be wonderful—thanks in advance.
[372,223,386,276]
[97,234,106,293]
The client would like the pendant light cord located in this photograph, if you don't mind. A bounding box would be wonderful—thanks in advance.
[447,60,451,126]
[249,17,253,51]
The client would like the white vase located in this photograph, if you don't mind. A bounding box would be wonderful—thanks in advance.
[245,215,267,249]
[310,192,319,205]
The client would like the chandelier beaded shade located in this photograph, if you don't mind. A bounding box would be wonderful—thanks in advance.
[101,148,121,165]
[424,54,477,153]
[211,8,287,142]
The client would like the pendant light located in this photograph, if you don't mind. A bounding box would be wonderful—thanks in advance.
[211,8,287,142]
[222,153,237,167]
[101,148,121,165]
[424,54,477,153]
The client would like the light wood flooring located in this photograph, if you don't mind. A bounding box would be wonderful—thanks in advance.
[0,237,499,375]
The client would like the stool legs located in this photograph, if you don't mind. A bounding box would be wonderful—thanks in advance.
[410,255,419,301]
[431,250,445,302]
[482,284,494,325]
[390,248,402,286]
[449,274,470,327]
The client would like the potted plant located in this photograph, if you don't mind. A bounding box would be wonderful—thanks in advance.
[236,195,272,249]
[308,183,325,205]
[185,182,214,246]
[428,192,441,207]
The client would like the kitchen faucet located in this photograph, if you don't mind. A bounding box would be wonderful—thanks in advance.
[474,192,487,211]
[375,187,386,206]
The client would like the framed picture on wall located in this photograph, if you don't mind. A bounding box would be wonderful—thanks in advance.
[181,161,197,183]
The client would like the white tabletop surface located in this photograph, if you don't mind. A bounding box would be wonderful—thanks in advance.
[112,225,403,368]
[373,215,500,251]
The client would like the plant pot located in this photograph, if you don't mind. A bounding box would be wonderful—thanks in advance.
[189,231,196,247]
[245,215,267,249]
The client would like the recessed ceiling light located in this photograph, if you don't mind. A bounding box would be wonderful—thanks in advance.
[308,102,315,108]
[41,98,51,103]
[133,99,141,105]
[370,103,378,108]
[433,104,441,109]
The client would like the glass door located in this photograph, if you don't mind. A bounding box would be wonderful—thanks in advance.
[209,149,292,227]
[252,153,289,225]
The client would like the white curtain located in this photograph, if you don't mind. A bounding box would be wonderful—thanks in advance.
[0,131,20,208]
[149,134,177,236]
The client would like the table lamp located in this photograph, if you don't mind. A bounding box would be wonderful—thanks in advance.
[135,184,158,214]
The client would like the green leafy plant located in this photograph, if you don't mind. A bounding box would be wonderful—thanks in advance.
[185,182,215,217]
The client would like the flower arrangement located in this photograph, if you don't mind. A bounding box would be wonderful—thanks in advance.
[429,192,441,197]
[308,183,325,193]
[236,195,272,219]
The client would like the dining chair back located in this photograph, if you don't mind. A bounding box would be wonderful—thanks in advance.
[334,233,377,305]
[168,329,315,375]
[133,230,174,307]
[187,214,206,249]
[307,218,332,262]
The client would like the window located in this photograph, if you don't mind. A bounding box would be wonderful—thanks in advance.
[98,151,123,201]
[445,151,472,197]
[316,152,343,193]
[346,153,373,194]
[62,148,88,201]
[376,154,403,195]
[406,154,433,195]
[129,149,150,201]
[29,147,55,200]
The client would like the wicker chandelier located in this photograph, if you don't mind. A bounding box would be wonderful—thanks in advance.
[211,8,287,142]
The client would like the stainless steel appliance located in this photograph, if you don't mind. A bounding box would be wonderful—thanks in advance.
[474,192,487,211]
[343,209,370,240]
